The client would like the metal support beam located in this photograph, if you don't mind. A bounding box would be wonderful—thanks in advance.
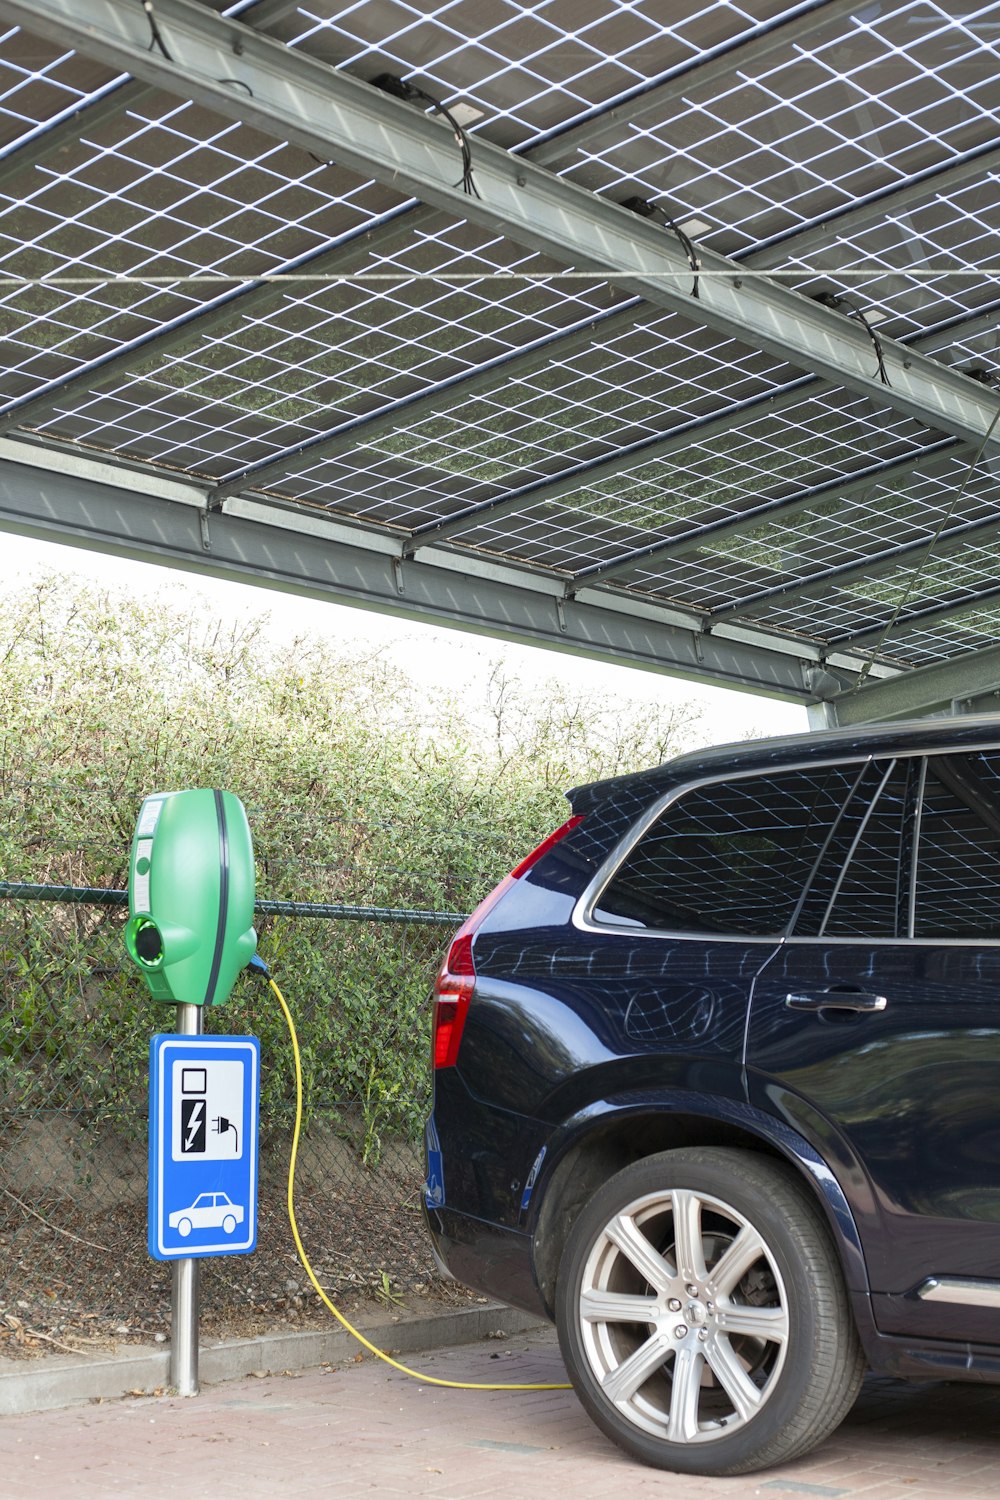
[0,0,847,438]
[4,0,995,491]
[0,0,296,193]
[209,160,1000,503]
[830,643,1000,725]
[0,9,431,440]
[401,296,987,563]
[2,0,997,460]
[0,443,888,701]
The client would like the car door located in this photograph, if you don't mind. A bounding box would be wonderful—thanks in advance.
[571,759,889,1106]
[747,746,1000,1346]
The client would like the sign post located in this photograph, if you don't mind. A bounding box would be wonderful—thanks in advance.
[149,1025,260,1395]
[170,1003,201,1397]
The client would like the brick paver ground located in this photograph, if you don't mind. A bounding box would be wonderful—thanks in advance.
[2,1326,999,1499]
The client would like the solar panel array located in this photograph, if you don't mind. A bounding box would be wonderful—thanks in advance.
[0,0,997,692]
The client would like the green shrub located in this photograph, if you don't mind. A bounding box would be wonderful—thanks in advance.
[0,577,701,1162]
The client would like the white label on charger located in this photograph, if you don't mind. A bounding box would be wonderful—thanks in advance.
[133,837,154,913]
[137,799,164,838]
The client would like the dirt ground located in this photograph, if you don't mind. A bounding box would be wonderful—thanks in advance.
[0,1141,479,1361]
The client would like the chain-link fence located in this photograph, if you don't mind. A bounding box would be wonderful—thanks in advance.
[0,784,491,1361]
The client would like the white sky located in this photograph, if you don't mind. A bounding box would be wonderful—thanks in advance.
[2,532,808,748]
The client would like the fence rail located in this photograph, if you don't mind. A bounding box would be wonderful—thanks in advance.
[0,881,465,926]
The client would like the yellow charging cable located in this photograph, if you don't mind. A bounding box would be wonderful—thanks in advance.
[269,974,571,1392]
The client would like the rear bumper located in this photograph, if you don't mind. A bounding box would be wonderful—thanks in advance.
[422,1201,548,1321]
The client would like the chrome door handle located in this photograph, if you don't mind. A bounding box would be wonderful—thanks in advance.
[784,990,888,1013]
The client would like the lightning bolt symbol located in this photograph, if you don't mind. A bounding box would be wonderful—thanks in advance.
[184,1102,203,1151]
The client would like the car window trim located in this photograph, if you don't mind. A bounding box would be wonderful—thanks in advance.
[783,758,875,938]
[574,740,1000,946]
[816,758,901,940]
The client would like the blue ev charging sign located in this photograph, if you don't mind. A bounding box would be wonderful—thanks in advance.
[149,1035,260,1260]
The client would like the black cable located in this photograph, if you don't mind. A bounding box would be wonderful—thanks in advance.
[621,197,700,299]
[845,301,890,386]
[139,0,173,61]
[813,289,890,387]
[372,75,480,199]
[216,77,255,97]
[660,211,700,301]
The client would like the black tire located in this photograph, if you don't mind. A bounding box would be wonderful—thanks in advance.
[554,1147,865,1476]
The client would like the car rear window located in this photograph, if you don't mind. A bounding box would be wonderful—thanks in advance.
[593,763,865,936]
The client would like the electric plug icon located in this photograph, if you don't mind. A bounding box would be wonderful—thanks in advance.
[212,1115,240,1155]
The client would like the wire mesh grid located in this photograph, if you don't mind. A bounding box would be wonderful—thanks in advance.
[680,446,1000,606]
[0,22,117,154]
[550,0,1000,255]
[31,225,631,478]
[0,0,995,681]
[742,511,1000,663]
[778,171,1000,342]
[443,393,944,580]
[271,309,803,521]
[0,93,405,417]
[283,0,796,149]
[856,603,1000,668]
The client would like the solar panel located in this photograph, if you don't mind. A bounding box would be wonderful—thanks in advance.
[0,0,997,720]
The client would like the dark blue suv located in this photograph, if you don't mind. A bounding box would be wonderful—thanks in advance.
[424,716,1000,1475]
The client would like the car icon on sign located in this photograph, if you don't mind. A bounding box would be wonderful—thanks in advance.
[168,1192,245,1237]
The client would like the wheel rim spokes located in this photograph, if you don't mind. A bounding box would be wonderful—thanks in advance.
[580,1287,660,1323]
[717,1301,789,1343]
[601,1330,674,1405]
[578,1186,788,1446]
[703,1334,767,1423]
[605,1210,675,1292]
[666,1345,704,1444]
[670,1189,708,1283]
[709,1223,768,1299]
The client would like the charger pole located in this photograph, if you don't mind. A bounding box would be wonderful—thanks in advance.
[170,1002,202,1396]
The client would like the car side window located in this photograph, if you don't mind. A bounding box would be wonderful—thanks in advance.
[790,758,914,939]
[914,751,1000,940]
[594,764,863,936]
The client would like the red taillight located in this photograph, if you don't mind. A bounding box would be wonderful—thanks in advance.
[433,933,475,1069]
[432,815,584,1070]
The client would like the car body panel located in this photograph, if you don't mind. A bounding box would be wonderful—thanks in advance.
[748,939,1000,1345]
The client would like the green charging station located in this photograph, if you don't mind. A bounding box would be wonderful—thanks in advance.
[125,788,257,1008]
[126,787,260,1399]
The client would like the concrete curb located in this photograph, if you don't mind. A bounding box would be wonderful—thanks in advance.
[0,1305,548,1416]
